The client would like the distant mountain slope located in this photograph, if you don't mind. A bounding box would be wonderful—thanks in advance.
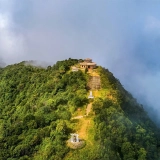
[0,58,159,160]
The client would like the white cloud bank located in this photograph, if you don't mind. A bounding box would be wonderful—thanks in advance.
[0,2,25,64]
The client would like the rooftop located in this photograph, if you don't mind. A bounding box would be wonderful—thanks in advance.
[80,62,96,65]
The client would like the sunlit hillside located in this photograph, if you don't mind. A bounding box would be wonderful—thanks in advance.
[0,58,160,160]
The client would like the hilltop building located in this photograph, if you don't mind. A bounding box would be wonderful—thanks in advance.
[80,58,96,70]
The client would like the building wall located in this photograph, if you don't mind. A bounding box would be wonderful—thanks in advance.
[80,64,96,69]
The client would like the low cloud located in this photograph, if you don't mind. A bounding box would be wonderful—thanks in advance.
[0,12,26,64]
[24,60,51,68]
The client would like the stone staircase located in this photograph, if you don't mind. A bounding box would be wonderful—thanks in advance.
[88,76,101,90]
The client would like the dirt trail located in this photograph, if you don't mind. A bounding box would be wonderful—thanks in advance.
[71,115,83,119]
[72,103,92,119]
[71,101,93,140]
[78,118,90,139]
[78,103,92,139]
[86,103,92,116]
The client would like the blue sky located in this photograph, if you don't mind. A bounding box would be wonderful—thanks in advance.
[1,0,160,123]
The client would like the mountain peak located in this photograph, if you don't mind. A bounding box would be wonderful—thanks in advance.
[0,58,160,160]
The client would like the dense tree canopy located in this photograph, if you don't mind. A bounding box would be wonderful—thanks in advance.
[0,59,159,160]
[0,59,88,159]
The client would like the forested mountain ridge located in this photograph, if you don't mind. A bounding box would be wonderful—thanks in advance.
[0,58,160,160]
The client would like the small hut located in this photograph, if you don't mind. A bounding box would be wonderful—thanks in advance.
[80,58,96,70]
